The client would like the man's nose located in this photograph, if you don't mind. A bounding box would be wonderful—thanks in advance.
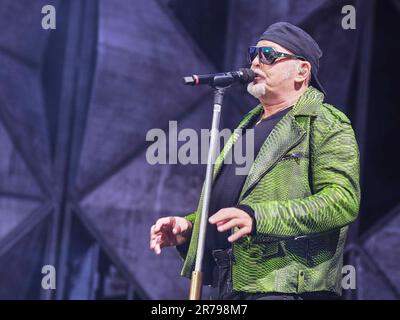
[251,55,260,68]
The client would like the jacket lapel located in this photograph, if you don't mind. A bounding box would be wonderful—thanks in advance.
[239,113,306,200]
[212,105,262,179]
[239,87,324,200]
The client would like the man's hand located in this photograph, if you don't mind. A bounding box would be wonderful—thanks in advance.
[209,207,253,242]
[150,216,193,255]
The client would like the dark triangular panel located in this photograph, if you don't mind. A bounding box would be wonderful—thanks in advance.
[75,0,214,193]
[0,122,44,197]
[0,0,57,65]
[0,52,52,194]
[0,1,57,191]
[362,210,400,297]
[61,210,146,299]
[0,217,50,299]
[0,196,43,241]
[352,253,398,300]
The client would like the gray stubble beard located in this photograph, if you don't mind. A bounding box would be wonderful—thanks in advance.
[247,81,266,99]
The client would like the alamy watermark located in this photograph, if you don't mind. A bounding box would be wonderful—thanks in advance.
[41,265,56,290]
[342,264,356,290]
[341,5,356,30]
[41,5,56,30]
[146,121,255,175]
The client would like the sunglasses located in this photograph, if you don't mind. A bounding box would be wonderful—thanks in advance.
[247,46,305,65]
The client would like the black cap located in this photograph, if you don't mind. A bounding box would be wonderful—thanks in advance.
[258,22,326,96]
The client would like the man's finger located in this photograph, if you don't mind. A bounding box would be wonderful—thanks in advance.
[154,217,173,232]
[228,227,251,243]
[154,218,168,232]
[150,233,161,250]
[170,217,176,229]
[217,218,242,232]
[151,231,160,241]
[150,237,154,249]
[150,225,163,242]
[150,225,154,240]
[173,224,181,235]
[155,243,161,255]
[150,225,158,248]
[150,225,158,239]
[215,219,230,226]
[154,235,163,254]
[209,209,237,224]
[150,239,159,250]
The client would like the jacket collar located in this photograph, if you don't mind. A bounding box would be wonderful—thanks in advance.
[212,86,324,192]
[241,86,325,121]
[291,86,324,117]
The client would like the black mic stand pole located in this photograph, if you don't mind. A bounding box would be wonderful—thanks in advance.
[189,86,227,300]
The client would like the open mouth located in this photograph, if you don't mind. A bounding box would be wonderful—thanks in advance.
[254,75,266,83]
[252,70,266,82]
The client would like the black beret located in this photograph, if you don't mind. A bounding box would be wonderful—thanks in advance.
[258,22,326,96]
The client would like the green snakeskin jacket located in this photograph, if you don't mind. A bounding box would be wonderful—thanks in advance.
[176,86,360,295]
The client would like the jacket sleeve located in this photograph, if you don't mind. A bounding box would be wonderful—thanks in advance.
[246,120,361,238]
[175,211,196,260]
[183,212,196,225]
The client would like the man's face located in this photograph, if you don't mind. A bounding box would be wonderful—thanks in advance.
[247,40,300,99]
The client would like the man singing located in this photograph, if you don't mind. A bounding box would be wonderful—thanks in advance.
[150,22,360,300]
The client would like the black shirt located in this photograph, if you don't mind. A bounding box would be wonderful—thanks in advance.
[205,106,293,252]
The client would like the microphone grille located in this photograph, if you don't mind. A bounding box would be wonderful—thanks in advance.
[239,68,255,83]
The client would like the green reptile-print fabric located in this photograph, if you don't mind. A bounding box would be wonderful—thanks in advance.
[176,86,360,295]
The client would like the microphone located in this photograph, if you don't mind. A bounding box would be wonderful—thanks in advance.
[183,68,255,87]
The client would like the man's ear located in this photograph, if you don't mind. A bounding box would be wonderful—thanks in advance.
[295,61,311,84]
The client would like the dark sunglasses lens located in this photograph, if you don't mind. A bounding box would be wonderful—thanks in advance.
[248,47,258,63]
[260,47,275,64]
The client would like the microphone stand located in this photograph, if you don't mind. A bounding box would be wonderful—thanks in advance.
[189,86,227,300]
